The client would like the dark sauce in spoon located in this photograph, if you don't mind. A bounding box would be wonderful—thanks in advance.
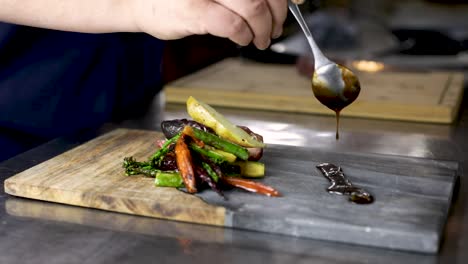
[316,162,373,204]
[312,65,360,140]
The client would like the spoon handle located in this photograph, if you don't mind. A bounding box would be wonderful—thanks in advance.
[288,1,331,69]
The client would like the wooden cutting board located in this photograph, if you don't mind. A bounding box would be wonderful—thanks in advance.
[4,128,459,253]
[164,58,464,123]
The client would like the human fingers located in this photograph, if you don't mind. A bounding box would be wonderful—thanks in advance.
[197,1,254,46]
[215,0,273,49]
[291,0,305,4]
[266,0,288,38]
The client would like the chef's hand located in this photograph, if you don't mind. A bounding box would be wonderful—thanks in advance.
[131,0,288,50]
[1,0,287,49]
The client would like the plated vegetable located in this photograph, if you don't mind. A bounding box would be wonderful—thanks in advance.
[122,96,280,198]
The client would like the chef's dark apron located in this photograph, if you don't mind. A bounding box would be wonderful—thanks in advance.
[0,23,165,161]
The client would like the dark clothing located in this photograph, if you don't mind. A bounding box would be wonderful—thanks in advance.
[0,23,165,161]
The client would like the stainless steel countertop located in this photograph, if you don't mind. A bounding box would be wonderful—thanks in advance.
[1,87,467,263]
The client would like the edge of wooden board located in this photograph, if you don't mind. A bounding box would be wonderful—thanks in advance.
[163,57,465,124]
[3,128,227,227]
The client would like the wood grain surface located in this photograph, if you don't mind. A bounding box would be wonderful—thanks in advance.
[4,129,226,226]
[4,128,459,253]
[164,58,464,123]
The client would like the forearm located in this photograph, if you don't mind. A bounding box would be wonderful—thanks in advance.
[0,0,137,33]
[0,0,289,49]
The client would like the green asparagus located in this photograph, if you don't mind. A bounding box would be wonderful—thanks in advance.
[123,157,154,176]
[189,143,227,164]
[202,162,220,182]
[154,171,184,188]
[149,133,181,166]
[189,127,249,160]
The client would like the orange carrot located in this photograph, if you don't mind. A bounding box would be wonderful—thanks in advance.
[223,177,281,197]
[175,134,197,193]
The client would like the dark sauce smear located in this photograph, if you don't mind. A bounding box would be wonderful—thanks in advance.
[316,163,373,204]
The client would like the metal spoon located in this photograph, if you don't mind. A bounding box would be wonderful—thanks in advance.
[288,1,360,139]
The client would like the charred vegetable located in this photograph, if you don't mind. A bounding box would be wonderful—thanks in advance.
[234,161,265,178]
[184,126,249,161]
[154,171,185,188]
[187,96,266,148]
[161,119,214,139]
[223,177,280,197]
[149,133,180,167]
[175,133,197,193]
[123,157,154,176]
[122,96,280,198]
[123,157,182,187]
[239,126,264,161]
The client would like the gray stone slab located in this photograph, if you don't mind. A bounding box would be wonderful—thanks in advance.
[197,144,459,253]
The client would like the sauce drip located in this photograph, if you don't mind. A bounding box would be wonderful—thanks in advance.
[316,163,373,204]
[335,111,340,140]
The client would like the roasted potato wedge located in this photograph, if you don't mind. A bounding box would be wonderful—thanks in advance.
[186,96,266,148]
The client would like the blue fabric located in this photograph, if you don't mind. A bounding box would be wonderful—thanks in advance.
[0,23,165,161]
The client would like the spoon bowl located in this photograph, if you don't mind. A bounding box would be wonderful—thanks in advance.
[312,64,360,112]
[288,1,360,110]
[288,1,361,139]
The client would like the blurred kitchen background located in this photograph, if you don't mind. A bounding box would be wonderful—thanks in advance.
[162,0,468,83]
